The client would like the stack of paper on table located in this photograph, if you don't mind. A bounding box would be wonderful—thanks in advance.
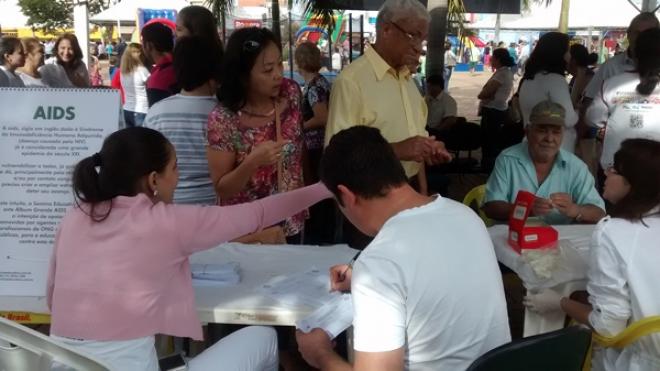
[260,268,353,339]
[191,262,240,286]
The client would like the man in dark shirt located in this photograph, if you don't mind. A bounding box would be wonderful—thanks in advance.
[141,23,178,107]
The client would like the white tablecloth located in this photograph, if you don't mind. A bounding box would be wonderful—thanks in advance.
[0,243,358,328]
[488,224,595,336]
[191,243,357,326]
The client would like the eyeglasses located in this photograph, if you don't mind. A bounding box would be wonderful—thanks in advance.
[389,22,425,44]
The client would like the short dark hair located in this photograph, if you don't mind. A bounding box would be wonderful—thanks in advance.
[72,127,172,222]
[177,5,224,81]
[609,138,660,222]
[218,27,281,113]
[0,36,22,64]
[54,33,84,66]
[426,74,444,87]
[492,47,515,67]
[634,28,660,95]
[320,126,408,205]
[173,36,220,91]
[569,44,597,68]
[523,32,569,80]
[141,23,174,53]
[295,42,322,73]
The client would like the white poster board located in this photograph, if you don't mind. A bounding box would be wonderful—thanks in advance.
[0,88,119,297]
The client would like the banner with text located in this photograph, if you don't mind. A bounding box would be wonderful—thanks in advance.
[0,88,119,296]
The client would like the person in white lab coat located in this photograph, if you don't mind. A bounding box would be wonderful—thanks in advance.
[586,28,660,172]
[524,138,660,371]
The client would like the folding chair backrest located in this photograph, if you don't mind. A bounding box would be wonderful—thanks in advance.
[466,326,592,371]
[462,184,493,227]
[0,316,112,371]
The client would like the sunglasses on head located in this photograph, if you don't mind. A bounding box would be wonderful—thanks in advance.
[243,40,261,52]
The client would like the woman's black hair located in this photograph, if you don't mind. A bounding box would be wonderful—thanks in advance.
[609,138,660,222]
[0,37,22,65]
[570,44,598,67]
[72,127,172,222]
[217,27,281,113]
[492,48,515,67]
[523,32,570,80]
[177,5,224,82]
[634,28,660,95]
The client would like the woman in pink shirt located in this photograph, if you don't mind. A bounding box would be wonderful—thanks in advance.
[47,127,331,370]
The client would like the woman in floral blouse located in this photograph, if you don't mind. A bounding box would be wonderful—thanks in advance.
[207,27,306,242]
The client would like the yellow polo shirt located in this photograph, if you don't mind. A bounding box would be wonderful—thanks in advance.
[325,46,428,178]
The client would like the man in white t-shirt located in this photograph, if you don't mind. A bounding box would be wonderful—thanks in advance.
[297,126,510,371]
[425,74,457,130]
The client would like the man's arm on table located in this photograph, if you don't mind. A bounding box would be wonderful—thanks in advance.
[299,263,406,371]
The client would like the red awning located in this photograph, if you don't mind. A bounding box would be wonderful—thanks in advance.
[469,35,487,48]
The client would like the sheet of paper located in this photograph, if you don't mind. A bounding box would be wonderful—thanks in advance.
[260,267,335,308]
[296,293,353,339]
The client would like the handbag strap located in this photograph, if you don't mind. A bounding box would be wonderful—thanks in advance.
[274,101,283,192]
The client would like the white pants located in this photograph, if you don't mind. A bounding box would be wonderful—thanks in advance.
[51,326,279,371]
[188,326,279,371]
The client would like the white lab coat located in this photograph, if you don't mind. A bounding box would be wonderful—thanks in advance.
[587,210,660,371]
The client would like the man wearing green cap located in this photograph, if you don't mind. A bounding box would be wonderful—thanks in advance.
[483,100,606,225]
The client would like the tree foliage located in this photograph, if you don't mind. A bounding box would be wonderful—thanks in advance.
[18,0,111,33]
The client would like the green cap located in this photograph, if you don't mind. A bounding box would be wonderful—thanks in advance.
[529,100,565,126]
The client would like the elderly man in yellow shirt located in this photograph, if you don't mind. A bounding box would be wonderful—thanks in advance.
[325,0,451,196]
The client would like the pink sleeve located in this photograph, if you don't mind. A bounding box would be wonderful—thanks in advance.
[46,227,62,311]
[174,182,332,255]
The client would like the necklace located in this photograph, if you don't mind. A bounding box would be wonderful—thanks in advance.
[239,107,275,118]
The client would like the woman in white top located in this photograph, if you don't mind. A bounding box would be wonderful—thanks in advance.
[587,28,660,171]
[525,138,660,371]
[120,43,150,127]
[519,32,579,152]
[443,42,458,90]
[0,36,26,87]
[17,37,47,87]
[478,47,515,170]
[39,33,90,88]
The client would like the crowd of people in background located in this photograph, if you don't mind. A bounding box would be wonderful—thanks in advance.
[1,0,660,370]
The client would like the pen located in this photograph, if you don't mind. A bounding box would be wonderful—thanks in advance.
[341,251,362,280]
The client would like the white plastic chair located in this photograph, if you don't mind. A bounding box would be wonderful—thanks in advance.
[0,316,112,371]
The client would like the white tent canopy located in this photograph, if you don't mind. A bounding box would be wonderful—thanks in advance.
[90,0,191,24]
[0,0,29,28]
[468,0,652,30]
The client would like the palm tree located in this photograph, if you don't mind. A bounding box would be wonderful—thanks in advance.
[205,0,335,46]
[426,0,466,78]
[205,0,232,39]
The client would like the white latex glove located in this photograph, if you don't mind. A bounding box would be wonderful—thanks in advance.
[523,289,564,314]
